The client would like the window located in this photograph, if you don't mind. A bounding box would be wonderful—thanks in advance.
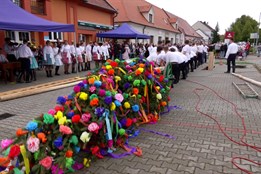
[19,32,30,41]
[48,32,63,41]
[171,38,174,44]
[31,0,45,15]
[149,14,153,23]
[5,31,16,41]
[97,31,104,43]
[11,0,22,7]
[158,36,162,42]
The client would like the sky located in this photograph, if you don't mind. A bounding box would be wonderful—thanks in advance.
[146,0,261,34]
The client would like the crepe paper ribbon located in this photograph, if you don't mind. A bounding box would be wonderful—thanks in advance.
[160,105,182,115]
[100,147,135,159]
[154,79,163,90]
[72,162,84,170]
[13,168,22,174]
[127,130,140,138]
[113,112,119,140]
[122,144,142,157]
[139,128,176,140]
[103,109,113,151]
[74,97,82,114]
[118,67,126,74]
[20,145,30,174]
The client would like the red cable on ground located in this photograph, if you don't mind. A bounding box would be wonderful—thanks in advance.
[186,80,261,174]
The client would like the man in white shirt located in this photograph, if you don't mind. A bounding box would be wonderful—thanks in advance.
[17,40,33,83]
[197,42,204,66]
[225,38,238,73]
[182,40,192,73]
[165,48,181,86]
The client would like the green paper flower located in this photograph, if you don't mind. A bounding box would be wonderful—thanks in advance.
[124,75,128,80]
[65,157,75,168]
[43,113,54,124]
[69,135,79,146]
[104,62,110,66]
[160,88,166,93]
[138,94,142,99]
[128,76,133,81]
[119,128,126,136]
[34,151,39,160]
[141,79,147,86]
[112,91,117,96]
[106,91,112,96]
[133,80,141,87]
[123,93,129,99]
[115,59,120,63]
[147,80,152,85]
[90,94,98,100]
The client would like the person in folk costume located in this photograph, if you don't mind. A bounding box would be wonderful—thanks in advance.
[53,42,63,76]
[29,44,38,81]
[70,41,77,73]
[191,42,198,69]
[43,40,55,77]
[85,41,92,70]
[61,40,72,74]
[155,46,165,67]
[182,40,192,73]
[101,42,110,64]
[122,43,130,60]
[79,42,85,71]
[76,43,83,72]
[92,42,101,69]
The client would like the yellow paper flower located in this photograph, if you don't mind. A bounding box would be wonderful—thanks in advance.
[80,131,91,143]
[115,76,121,82]
[138,68,144,73]
[76,92,81,98]
[110,102,116,111]
[156,86,160,90]
[124,102,131,109]
[106,65,112,70]
[54,111,63,120]
[79,92,88,101]
[156,93,162,100]
[58,116,67,125]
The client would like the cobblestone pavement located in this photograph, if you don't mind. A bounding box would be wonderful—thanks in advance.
[0,56,261,174]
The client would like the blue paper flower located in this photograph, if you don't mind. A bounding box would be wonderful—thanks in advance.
[123,82,131,89]
[66,111,75,119]
[114,100,122,107]
[84,84,88,89]
[74,146,80,153]
[78,82,84,88]
[57,96,66,105]
[67,95,74,100]
[104,96,112,105]
[147,74,153,79]
[132,105,140,112]
[94,107,105,117]
[54,137,63,148]
[94,80,102,88]
[26,121,38,131]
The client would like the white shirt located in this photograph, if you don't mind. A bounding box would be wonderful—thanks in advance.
[148,45,154,55]
[182,44,191,60]
[18,44,33,58]
[175,52,186,64]
[191,45,197,54]
[76,47,82,57]
[43,45,54,61]
[165,51,179,64]
[156,51,165,65]
[70,45,76,55]
[79,45,85,54]
[86,44,92,56]
[92,45,99,54]
[197,45,204,53]
[101,45,109,56]
[225,42,238,59]
[146,52,157,62]
[53,47,61,59]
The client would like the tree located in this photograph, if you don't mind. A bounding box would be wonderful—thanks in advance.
[227,15,258,42]
[212,22,220,43]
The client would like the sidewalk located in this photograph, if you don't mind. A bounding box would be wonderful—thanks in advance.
[0,56,260,173]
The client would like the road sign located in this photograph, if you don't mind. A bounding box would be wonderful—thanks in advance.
[250,33,259,39]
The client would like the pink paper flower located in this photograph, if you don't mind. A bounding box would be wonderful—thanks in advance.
[115,93,124,102]
[81,113,91,123]
[98,89,106,97]
[59,125,72,135]
[26,137,40,153]
[1,139,13,149]
[89,86,96,93]
[88,122,99,133]
[73,86,81,93]
[39,156,53,169]
[48,109,56,116]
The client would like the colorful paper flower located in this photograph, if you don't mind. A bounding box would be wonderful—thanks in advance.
[73,86,81,93]
[81,113,91,123]
[123,82,131,89]
[57,96,67,105]
[114,100,122,107]
[106,65,112,70]
[8,144,21,160]
[79,92,88,101]
[106,91,112,96]
[51,165,64,174]
[108,69,114,76]
[69,135,78,146]
[65,150,73,158]
[94,107,105,117]
[94,80,102,88]
[48,109,56,116]
[58,116,67,125]
[80,132,91,143]
[59,125,73,135]
[156,93,162,100]
[88,78,95,85]
[54,111,63,120]
[66,111,74,119]
[123,93,129,99]
[1,139,13,149]
[37,133,47,143]
[16,128,28,137]
[43,113,55,124]
[110,102,116,111]
[133,88,139,95]
[98,89,106,97]
[27,137,40,153]
[39,156,53,169]
[72,115,81,123]
[124,102,131,109]
[26,121,38,131]
[90,98,99,107]
[90,94,98,100]
[88,122,99,133]
[89,86,96,93]
[110,61,118,67]
[54,137,63,149]
[132,105,140,112]
[115,93,124,102]
[104,96,113,105]
[133,80,141,87]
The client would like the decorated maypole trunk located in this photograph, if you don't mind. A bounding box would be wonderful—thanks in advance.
[0,58,171,174]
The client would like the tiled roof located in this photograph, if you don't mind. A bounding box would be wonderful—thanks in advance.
[84,0,117,12]
[138,5,152,13]
[199,21,215,32]
[164,10,202,38]
[107,0,180,33]
[168,17,177,23]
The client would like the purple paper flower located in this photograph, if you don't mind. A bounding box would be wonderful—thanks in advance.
[78,82,84,88]
[104,96,112,105]
[51,165,64,174]
[54,137,63,148]
[124,82,131,89]
[94,107,105,117]
[66,111,74,119]
[82,79,87,84]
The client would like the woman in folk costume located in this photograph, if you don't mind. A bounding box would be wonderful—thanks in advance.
[85,41,92,70]
[76,43,83,72]
[30,44,39,81]
[61,40,72,74]
[101,42,110,63]
[70,42,77,73]
[53,42,63,75]
[43,40,55,77]
[92,42,101,69]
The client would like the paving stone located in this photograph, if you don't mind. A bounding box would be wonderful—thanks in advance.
[122,166,140,174]
[177,165,195,174]
[149,165,168,174]
[188,161,205,169]
[205,164,222,173]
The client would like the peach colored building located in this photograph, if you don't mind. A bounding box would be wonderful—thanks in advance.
[0,0,116,47]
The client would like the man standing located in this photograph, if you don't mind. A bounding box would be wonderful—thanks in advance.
[225,38,238,73]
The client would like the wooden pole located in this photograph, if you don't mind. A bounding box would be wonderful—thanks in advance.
[232,73,261,87]
[208,52,215,70]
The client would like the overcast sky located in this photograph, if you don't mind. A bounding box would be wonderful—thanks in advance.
[146,0,261,34]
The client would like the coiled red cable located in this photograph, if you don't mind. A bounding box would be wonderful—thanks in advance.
[186,80,261,174]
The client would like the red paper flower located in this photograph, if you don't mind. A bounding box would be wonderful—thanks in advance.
[54,106,64,112]
[72,115,81,123]
[133,88,139,95]
[65,150,73,158]
[159,75,164,82]
[125,118,133,127]
[8,145,21,159]
[110,61,118,67]
[39,156,52,169]
[108,69,114,76]
[90,98,99,107]
[135,70,141,76]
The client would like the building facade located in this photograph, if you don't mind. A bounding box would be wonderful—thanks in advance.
[0,0,116,47]
[192,21,215,44]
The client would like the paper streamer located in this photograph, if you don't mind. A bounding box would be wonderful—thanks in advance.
[139,128,176,140]
[160,105,182,115]
[20,145,30,174]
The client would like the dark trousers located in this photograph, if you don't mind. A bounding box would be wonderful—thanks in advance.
[203,52,207,63]
[18,58,31,82]
[227,54,237,73]
[7,54,17,62]
[179,62,186,79]
[197,52,203,66]
[171,63,180,84]
[193,56,197,69]
[189,58,194,72]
